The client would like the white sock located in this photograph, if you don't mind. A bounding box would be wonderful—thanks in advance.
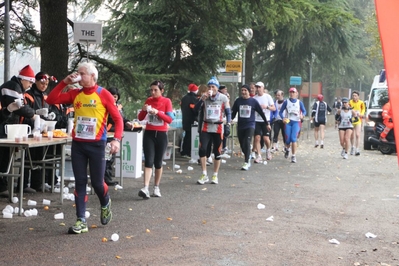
[213,172,218,177]
[203,171,207,176]
[315,141,319,145]
[321,141,324,145]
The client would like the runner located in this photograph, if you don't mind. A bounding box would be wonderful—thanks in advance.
[336,97,358,159]
[349,91,365,155]
[311,94,332,148]
[279,87,306,163]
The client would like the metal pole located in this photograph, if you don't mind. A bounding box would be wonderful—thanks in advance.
[307,57,313,139]
[242,48,246,85]
[4,0,11,82]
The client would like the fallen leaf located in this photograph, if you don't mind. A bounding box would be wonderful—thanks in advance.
[115,256,121,259]
[201,188,207,191]
[59,223,65,226]
[91,225,98,228]
[102,237,108,242]
[129,208,133,211]
[171,236,179,240]
[125,236,133,239]
[44,206,49,210]
[146,229,151,233]
[29,228,34,231]
[167,217,173,221]
[202,220,207,224]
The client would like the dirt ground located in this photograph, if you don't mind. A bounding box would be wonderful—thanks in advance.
[1,128,399,266]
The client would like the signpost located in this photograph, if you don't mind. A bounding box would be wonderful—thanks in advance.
[73,22,103,61]
[289,76,302,86]
[225,60,242,73]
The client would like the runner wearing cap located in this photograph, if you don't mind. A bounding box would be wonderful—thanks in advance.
[311,94,332,148]
[253,81,275,163]
[278,87,306,163]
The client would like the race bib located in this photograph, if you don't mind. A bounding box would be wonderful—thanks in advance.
[206,104,221,120]
[148,114,164,126]
[239,105,251,118]
[76,116,97,140]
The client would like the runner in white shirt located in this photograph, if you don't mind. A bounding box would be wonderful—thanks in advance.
[253,82,275,163]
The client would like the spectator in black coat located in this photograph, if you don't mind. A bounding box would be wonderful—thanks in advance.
[180,83,199,158]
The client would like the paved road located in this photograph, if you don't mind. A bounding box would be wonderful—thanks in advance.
[1,127,398,266]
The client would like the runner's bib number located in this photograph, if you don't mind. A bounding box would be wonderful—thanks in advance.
[240,105,251,118]
[206,105,221,120]
[76,116,97,140]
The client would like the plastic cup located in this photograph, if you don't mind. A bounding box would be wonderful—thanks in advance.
[12,197,19,204]
[30,208,38,216]
[61,128,67,133]
[54,212,64,220]
[187,166,193,171]
[208,90,213,96]
[27,200,37,206]
[85,211,90,219]
[22,135,28,141]
[42,199,51,205]
[111,233,119,241]
[15,136,22,143]
[47,131,53,140]
[3,212,13,219]
[71,75,81,83]
[24,210,32,217]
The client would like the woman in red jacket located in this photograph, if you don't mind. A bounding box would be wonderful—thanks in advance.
[138,81,174,199]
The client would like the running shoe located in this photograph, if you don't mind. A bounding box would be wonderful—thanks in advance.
[284,148,289,159]
[153,186,162,197]
[251,151,256,159]
[266,150,272,160]
[355,149,360,156]
[291,156,297,163]
[138,187,151,199]
[211,175,218,184]
[241,162,250,171]
[341,149,345,157]
[197,174,209,185]
[101,199,112,225]
[181,155,191,159]
[68,219,88,234]
[350,147,355,155]
[320,144,324,149]
[254,156,262,164]
[314,144,319,148]
[343,153,348,159]
[270,147,276,154]
[207,157,213,164]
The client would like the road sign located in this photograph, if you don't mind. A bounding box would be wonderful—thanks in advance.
[74,22,103,44]
[218,72,241,83]
[225,60,242,72]
[290,76,302,85]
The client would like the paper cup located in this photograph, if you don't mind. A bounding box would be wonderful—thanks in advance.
[54,212,64,220]
[27,200,37,206]
[3,212,13,219]
[111,233,119,241]
[15,136,22,143]
[42,199,51,205]
[12,197,19,204]
[30,208,38,216]
[24,210,32,217]
[47,131,53,140]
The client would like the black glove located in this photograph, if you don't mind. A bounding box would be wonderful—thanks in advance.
[224,124,230,137]
[389,118,393,123]
[352,116,359,123]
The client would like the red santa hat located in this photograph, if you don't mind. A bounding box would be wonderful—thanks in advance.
[18,65,36,83]
[188,83,198,93]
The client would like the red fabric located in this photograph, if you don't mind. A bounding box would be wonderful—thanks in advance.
[375,0,399,164]
[137,96,173,131]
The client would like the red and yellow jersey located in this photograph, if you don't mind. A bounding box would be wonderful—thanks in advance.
[46,81,123,142]
[349,99,365,125]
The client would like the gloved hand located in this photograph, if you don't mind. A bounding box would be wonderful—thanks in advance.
[224,124,231,137]
[7,102,22,112]
[389,118,393,123]
[36,108,49,117]
[48,112,56,120]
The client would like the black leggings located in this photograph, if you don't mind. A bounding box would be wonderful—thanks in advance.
[199,132,222,159]
[143,130,168,169]
[273,120,285,143]
[237,128,254,163]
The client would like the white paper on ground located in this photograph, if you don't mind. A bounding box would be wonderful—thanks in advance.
[257,203,265,209]
[329,239,340,244]
[266,216,274,222]
[365,232,377,238]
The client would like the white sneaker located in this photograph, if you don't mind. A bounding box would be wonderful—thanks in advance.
[341,149,345,157]
[266,150,272,160]
[211,175,218,184]
[350,147,355,155]
[254,155,262,164]
[291,156,297,163]
[197,174,209,185]
[241,162,250,171]
[207,157,213,164]
[138,188,150,199]
[343,153,348,159]
[251,152,256,159]
[153,186,162,197]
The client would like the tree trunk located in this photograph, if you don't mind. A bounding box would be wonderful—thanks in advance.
[39,0,69,90]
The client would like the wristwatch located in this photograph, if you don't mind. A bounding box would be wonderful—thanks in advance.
[113,138,121,142]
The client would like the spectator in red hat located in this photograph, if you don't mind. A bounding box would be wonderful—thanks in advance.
[180,83,199,158]
[0,65,39,197]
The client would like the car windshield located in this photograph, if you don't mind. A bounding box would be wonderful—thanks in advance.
[369,88,387,109]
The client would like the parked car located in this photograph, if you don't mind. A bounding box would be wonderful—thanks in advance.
[363,69,387,150]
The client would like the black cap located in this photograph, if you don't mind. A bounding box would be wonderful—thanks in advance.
[218,85,226,91]
[241,84,250,91]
